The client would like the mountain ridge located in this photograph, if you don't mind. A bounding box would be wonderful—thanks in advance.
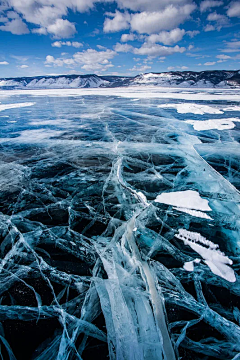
[0,70,240,89]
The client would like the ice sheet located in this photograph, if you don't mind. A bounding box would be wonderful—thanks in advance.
[0,89,239,360]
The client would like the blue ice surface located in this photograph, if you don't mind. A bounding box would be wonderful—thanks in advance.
[0,89,240,359]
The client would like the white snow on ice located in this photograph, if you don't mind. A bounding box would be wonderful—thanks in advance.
[157,103,223,115]
[186,118,240,131]
[1,87,240,101]
[173,207,213,220]
[223,106,240,112]
[0,102,35,112]
[175,229,236,282]
[155,190,211,211]
[183,258,201,272]
[14,129,63,143]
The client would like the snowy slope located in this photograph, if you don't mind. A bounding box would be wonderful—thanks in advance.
[0,74,110,89]
[131,70,240,88]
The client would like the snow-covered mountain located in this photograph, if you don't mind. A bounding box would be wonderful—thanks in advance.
[0,74,110,89]
[131,70,240,88]
[0,70,240,89]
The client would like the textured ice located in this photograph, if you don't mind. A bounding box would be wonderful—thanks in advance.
[0,88,239,360]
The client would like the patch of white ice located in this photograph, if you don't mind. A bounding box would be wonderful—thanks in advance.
[175,229,236,282]
[29,119,74,126]
[223,106,240,112]
[14,129,63,143]
[183,258,201,271]
[183,261,194,271]
[155,190,211,211]
[186,118,240,131]
[1,87,240,102]
[157,103,223,115]
[0,102,35,112]
[173,207,213,220]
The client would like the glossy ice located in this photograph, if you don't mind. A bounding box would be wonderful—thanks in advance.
[0,87,240,360]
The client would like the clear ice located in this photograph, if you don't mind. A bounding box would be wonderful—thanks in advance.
[0,88,239,359]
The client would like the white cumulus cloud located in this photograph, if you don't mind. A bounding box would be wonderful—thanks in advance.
[129,64,151,72]
[204,61,216,65]
[0,18,29,35]
[0,0,91,38]
[168,65,188,70]
[46,19,76,38]
[130,4,196,34]
[204,24,215,31]
[147,28,186,45]
[186,30,200,37]
[120,33,136,42]
[45,47,117,73]
[45,55,75,67]
[227,1,240,17]
[216,54,231,59]
[221,40,240,52]
[52,41,83,48]
[73,48,116,71]
[114,43,133,52]
[103,11,130,33]
[207,11,228,29]
[104,4,196,35]
[200,0,223,12]
[115,0,194,12]
[133,43,186,57]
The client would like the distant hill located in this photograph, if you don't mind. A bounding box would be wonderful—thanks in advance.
[0,70,240,89]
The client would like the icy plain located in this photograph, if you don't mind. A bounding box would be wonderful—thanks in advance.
[0,87,240,360]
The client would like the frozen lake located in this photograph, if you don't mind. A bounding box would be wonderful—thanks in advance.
[0,87,240,360]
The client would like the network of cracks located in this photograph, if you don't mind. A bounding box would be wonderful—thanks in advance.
[0,94,239,360]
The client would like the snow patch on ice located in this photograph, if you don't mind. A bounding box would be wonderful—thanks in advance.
[155,190,211,211]
[173,207,213,220]
[158,103,223,114]
[0,102,35,112]
[223,106,240,112]
[175,229,236,282]
[186,118,240,131]
[183,258,201,271]
[2,87,240,102]
[29,119,74,126]
[15,129,63,143]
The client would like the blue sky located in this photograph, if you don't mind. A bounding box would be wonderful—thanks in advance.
[0,0,240,77]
